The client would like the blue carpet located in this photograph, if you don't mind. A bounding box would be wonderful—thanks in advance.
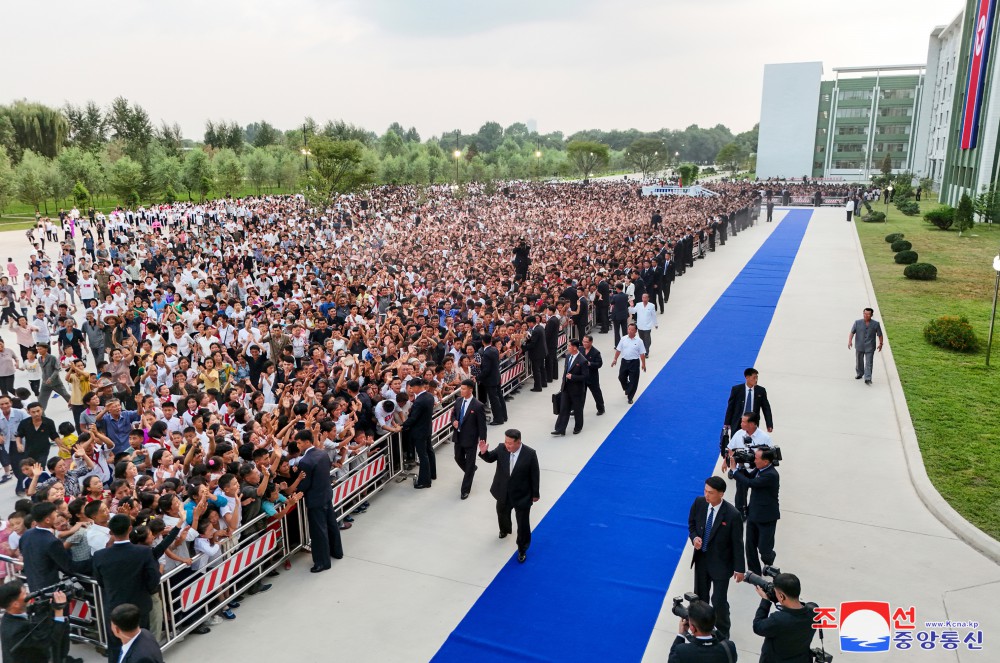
[433,211,812,663]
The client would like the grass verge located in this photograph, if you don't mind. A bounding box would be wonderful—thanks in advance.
[855,200,1000,540]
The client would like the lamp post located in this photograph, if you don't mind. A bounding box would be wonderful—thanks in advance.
[987,255,1000,366]
[886,183,894,213]
[301,123,310,172]
[534,150,541,181]
[453,149,462,183]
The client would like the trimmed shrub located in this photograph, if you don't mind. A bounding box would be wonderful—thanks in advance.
[890,240,913,252]
[862,211,886,223]
[885,233,904,243]
[924,315,978,352]
[896,199,921,216]
[894,250,918,264]
[923,205,955,230]
[904,263,937,280]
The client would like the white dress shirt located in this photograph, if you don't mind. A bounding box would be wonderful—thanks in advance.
[628,302,658,331]
[615,335,646,360]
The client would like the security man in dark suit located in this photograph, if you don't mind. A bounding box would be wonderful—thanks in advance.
[295,428,345,571]
[766,199,775,223]
[452,379,488,499]
[652,259,666,313]
[551,339,588,436]
[543,306,561,382]
[596,272,611,333]
[402,377,437,488]
[674,241,686,276]
[523,315,548,391]
[92,515,162,663]
[688,476,744,640]
[478,428,540,563]
[477,335,506,425]
[668,599,739,663]
[580,334,605,416]
[723,368,773,436]
[641,260,659,309]
[110,604,164,663]
[18,503,73,591]
[610,284,630,345]
[0,579,72,663]
[732,448,780,575]
[630,272,646,302]
[753,573,816,663]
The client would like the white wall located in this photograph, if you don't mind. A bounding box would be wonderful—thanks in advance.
[757,62,824,179]
[915,11,964,190]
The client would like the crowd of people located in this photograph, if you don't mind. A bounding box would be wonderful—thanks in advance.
[0,178,763,660]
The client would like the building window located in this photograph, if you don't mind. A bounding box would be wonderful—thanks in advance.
[875,124,911,135]
[879,107,912,117]
[837,126,869,136]
[881,88,915,100]
[835,143,866,153]
[833,160,863,169]
[816,145,826,153]
[839,90,872,101]
[836,108,870,119]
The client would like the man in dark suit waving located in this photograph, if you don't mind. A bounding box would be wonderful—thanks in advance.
[452,379,487,499]
[402,377,436,488]
[110,603,164,663]
[552,339,588,436]
[92,515,162,663]
[723,367,773,437]
[732,448,780,575]
[478,429,540,563]
[522,316,548,391]
[687,476,744,640]
[295,428,344,572]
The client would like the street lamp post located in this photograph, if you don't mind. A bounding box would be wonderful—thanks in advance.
[301,123,310,172]
[453,150,462,183]
[534,150,541,181]
[987,254,1000,366]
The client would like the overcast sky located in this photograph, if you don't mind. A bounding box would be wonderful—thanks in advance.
[3,0,962,141]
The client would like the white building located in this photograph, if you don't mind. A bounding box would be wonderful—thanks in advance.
[756,62,824,179]
[913,11,965,191]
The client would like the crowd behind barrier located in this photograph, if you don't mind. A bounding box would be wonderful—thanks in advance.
[0,180,764,656]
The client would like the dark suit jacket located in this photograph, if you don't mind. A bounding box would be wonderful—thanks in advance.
[561,352,588,394]
[452,396,487,447]
[610,293,630,321]
[401,390,435,443]
[667,635,738,663]
[582,346,602,385]
[754,599,816,662]
[724,383,773,432]
[478,443,540,509]
[596,280,611,307]
[91,542,161,620]
[523,325,547,361]
[296,446,334,508]
[544,316,561,347]
[1,612,69,663]
[688,498,745,579]
[734,465,780,523]
[18,527,73,591]
[121,628,164,663]
[477,346,501,386]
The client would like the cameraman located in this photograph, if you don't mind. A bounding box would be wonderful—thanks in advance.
[669,599,738,662]
[0,579,73,663]
[752,573,816,663]
[731,448,779,575]
[722,412,772,517]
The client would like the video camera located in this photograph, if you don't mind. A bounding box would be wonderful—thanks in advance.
[26,578,84,614]
[744,564,781,602]
[731,445,782,467]
[670,592,700,619]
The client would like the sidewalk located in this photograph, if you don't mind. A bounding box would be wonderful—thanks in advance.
[642,208,1000,663]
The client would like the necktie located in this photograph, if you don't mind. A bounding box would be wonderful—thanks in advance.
[459,399,467,424]
[566,355,573,374]
[703,506,715,551]
[744,388,752,414]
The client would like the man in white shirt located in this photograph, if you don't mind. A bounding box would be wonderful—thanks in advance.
[85,500,112,554]
[628,292,658,358]
[611,323,647,405]
[723,412,773,517]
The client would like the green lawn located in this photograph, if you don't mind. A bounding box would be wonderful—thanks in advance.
[855,200,1000,540]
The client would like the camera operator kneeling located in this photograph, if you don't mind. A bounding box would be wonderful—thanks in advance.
[753,573,816,663]
[0,578,72,663]
[669,600,738,663]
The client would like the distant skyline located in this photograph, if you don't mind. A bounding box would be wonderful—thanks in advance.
[3,0,961,141]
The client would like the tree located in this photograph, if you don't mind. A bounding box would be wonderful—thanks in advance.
[0,101,69,160]
[956,193,975,236]
[974,183,1000,224]
[149,149,183,199]
[56,147,102,197]
[15,150,49,212]
[106,97,152,159]
[107,156,144,205]
[677,163,700,186]
[63,101,107,152]
[715,142,748,172]
[379,130,404,158]
[43,159,72,207]
[307,137,375,197]
[0,146,15,215]
[249,121,280,148]
[565,140,609,180]
[880,153,893,177]
[182,149,214,201]
[156,121,184,157]
[625,138,665,179]
[243,148,275,195]
[72,180,90,207]
[476,121,504,153]
[267,145,299,190]
[213,149,244,195]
